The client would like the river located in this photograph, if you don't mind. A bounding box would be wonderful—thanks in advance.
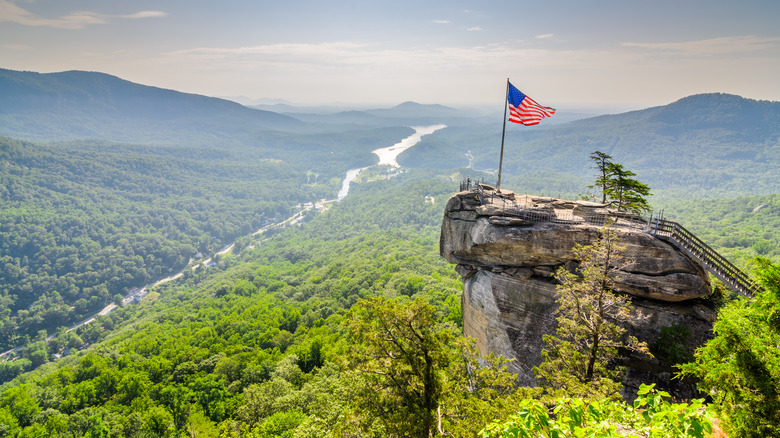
[337,167,367,200]
[1,123,448,361]
[337,124,447,200]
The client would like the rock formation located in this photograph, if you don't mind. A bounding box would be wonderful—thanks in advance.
[440,187,716,397]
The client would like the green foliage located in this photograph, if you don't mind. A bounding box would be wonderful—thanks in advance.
[340,296,534,438]
[585,150,652,213]
[0,407,21,437]
[441,339,538,437]
[0,172,469,437]
[343,296,452,437]
[251,409,306,437]
[1,135,763,438]
[680,258,780,437]
[8,68,780,438]
[587,151,614,204]
[0,119,423,353]
[83,415,112,438]
[534,226,648,399]
[0,135,304,352]
[660,193,780,266]
[0,385,40,427]
[481,384,712,438]
[605,162,652,213]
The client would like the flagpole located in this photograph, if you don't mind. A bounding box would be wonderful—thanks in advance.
[497,78,510,193]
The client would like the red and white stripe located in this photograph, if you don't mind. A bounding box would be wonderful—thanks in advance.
[508,96,556,126]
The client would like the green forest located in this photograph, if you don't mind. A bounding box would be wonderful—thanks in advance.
[2,70,780,437]
[1,169,778,436]
[0,123,413,352]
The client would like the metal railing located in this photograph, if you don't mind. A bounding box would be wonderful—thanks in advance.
[651,219,763,297]
[459,177,490,192]
[457,180,762,298]
[496,204,650,229]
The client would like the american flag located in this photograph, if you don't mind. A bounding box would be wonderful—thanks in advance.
[507,82,555,126]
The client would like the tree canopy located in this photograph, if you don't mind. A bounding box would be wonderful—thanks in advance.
[681,258,780,437]
[587,150,652,214]
[534,225,649,399]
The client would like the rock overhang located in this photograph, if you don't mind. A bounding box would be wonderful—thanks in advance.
[441,189,711,302]
[440,187,716,396]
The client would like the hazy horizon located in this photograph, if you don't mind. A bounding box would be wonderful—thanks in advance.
[2,0,779,109]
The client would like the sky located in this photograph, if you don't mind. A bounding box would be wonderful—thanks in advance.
[2,0,780,110]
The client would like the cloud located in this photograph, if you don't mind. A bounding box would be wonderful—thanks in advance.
[0,0,165,29]
[0,1,105,29]
[535,34,554,40]
[622,35,780,56]
[122,11,168,19]
[170,42,369,64]
[150,36,780,107]
[467,26,482,31]
[164,41,575,75]
[433,19,449,24]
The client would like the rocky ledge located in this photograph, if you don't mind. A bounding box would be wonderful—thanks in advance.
[440,187,715,397]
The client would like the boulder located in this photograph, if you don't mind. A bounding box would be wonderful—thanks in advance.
[441,192,711,302]
[441,189,715,398]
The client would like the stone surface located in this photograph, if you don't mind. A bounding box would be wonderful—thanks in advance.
[441,189,715,397]
[441,190,711,302]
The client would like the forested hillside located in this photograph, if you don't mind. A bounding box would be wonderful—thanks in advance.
[0,69,300,144]
[659,193,780,265]
[0,123,413,352]
[4,169,770,436]
[0,174,471,437]
[401,93,780,200]
[2,69,780,437]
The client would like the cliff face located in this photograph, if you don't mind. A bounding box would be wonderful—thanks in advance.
[440,188,715,396]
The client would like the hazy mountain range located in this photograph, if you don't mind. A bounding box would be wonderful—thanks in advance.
[0,68,300,144]
[2,68,779,200]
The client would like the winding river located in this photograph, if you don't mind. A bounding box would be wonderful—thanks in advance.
[337,124,447,200]
[1,124,448,360]
[337,167,367,200]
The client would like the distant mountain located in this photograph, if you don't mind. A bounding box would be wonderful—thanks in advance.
[570,93,780,141]
[0,68,301,144]
[223,96,294,107]
[402,93,780,199]
[249,103,360,114]
[364,101,466,119]
[559,93,780,164]
[282,101,475,127]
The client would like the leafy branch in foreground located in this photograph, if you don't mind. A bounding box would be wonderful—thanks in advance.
[341,297,451,437]
[680,257,780,437]
[480,383,713,438]
[340,296,534,437]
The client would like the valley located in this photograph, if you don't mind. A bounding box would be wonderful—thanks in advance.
[0,120,444,360]
[0,69,779,437]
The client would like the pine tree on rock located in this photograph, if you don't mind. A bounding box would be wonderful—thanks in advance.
[588,151,615,204]
[533,225,649,399]
[586,150,652,214]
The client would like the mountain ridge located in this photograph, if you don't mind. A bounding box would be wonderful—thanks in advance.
[401,92,780,199]
[0,68,302,143]
[572,93,780,137]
